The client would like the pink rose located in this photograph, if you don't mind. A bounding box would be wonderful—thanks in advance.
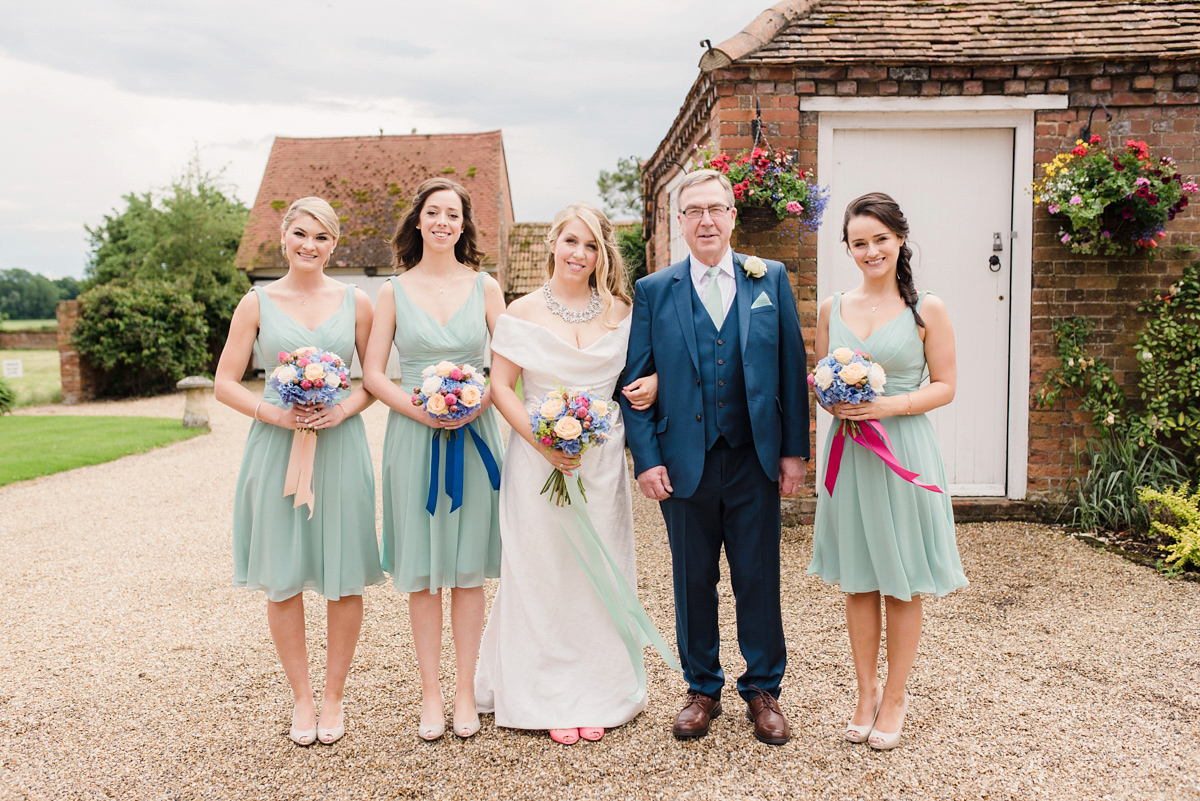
[411,394,421,406]
[300,379,312,389]
[540,436,553,446]
[313,379,324,389]
[277,351,289,363]
[450,368,463,381]
[297,358,310,368]
[445,393,458,405]
[320,353,333,362]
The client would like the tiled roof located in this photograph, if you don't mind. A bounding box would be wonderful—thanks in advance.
[235,132,513,272]
[505,222,551,296]
[505,221,641,297]
[706,0,1200,67]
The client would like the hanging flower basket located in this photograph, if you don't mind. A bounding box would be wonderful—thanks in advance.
[695,145,828,234]
[735,205,783,233]
[1033,137,1197,256]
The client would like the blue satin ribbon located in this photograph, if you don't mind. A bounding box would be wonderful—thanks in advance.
[426,423,501,516]
[558,474,681,703]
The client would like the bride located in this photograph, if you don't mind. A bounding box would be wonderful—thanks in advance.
[474,202,667,745]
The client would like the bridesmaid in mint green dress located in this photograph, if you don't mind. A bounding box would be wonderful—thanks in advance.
[808,192,967,752]
[215,197,384,747]
[363,178,505,742]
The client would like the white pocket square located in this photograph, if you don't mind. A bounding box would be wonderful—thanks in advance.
[751,292,773,309]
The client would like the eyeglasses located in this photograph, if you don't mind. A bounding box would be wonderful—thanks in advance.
[681,205,732,220]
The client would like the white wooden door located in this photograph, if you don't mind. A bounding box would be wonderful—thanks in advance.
[817,127,1013,495]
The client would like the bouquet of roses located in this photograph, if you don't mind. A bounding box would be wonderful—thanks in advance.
[808,347,886,408]
[411,361,485,422]
[269,346,351,413]
[269,346,352,518]
[809,347,943,497]
[530,385,616,506]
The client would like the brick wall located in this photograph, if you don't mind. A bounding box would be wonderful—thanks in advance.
[56,300,98,404]
[0,330,57,349]
[644,57,1200,502]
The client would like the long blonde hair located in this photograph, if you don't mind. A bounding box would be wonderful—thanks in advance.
[544,202,631,328]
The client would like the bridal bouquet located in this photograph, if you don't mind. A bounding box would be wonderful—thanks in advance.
[411,361,485,422]
[530,386,615,506]
[269,346,351,411]
[808,347,886,407]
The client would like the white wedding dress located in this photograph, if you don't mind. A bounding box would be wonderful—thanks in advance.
[475,313,650,729]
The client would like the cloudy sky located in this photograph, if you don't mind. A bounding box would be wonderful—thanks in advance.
[2,1,760,279]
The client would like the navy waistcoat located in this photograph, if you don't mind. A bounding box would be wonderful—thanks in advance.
[692,287,753,450]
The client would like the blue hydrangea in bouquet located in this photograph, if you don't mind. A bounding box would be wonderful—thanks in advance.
[530,385,616,506]
[269,346,351,416]
[411,360,485,422]
[807,347,886,407]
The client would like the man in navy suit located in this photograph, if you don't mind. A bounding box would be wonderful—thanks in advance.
[621,169,809,745]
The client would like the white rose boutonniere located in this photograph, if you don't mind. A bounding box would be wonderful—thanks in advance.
[742,256,767,279]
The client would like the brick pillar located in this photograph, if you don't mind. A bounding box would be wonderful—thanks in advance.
[733,219,819,524]
[57,300,97,404]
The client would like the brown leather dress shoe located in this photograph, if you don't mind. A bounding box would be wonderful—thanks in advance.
[745,686,790,745]
[672,692,722,739]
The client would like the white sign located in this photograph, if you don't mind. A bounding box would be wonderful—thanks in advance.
[2,360,22,378]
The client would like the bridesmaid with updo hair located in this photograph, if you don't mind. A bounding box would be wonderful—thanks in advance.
[215,196,384,747]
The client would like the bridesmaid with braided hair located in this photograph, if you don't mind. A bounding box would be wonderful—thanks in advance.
[807,191,967,751]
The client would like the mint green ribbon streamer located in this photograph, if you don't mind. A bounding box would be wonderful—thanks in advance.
[557,474,681,704]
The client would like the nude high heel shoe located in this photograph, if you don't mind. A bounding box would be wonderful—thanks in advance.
[868,696,907,751]
[419,691,445,742]
[845,683,881,744]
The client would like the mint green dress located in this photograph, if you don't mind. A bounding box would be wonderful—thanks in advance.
[807,292,967,601]
[232,286,385,602]
[380,274,502,593]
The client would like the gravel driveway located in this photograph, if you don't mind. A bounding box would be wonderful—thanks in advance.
[1,392,1197,800]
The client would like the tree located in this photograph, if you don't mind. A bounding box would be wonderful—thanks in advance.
[85,157,250,369]
[618,224,647,288]
[597,156,643,219]
[0,269,62,319]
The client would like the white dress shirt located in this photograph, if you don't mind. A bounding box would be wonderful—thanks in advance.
[689,249,736,319]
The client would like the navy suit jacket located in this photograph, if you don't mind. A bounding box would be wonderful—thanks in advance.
[621,253,810,499]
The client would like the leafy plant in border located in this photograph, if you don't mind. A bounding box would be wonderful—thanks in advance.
[1137,483,1200,571]
[1068,429,1190,535]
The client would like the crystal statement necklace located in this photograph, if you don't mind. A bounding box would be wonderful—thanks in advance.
[543,282,603,324]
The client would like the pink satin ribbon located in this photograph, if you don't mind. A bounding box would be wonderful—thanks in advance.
[283,429,318,519]
[824,419,944,498]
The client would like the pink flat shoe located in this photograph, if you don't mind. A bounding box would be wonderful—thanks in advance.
[549,728,579,745]
[578,727,605,741]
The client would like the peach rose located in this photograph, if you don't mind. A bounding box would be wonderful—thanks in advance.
[832,347,856,365]
[426,394,449,415]
[540,398,565,418]
[553,416,583,440]
[839,362,868,386]
[459,385,482,407]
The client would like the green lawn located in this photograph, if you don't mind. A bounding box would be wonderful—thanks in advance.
[0,349,62,406]
[0,416,206,486]
[1,319,56,331]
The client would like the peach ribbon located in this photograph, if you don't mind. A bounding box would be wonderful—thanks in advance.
[283,429,318,519]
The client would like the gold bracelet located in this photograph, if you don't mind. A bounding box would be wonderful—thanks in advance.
[906,394,913,415]
[253,401,264,422]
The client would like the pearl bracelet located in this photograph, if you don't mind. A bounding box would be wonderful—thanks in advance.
[253,401,264,422]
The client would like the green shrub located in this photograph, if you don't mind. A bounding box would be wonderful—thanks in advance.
[72,281,209,397]
[1137,483,1200,571]
[1069,428,1191,535]
[0,377,15,414]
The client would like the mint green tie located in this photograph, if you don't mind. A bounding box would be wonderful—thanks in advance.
[704,266,724,328]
